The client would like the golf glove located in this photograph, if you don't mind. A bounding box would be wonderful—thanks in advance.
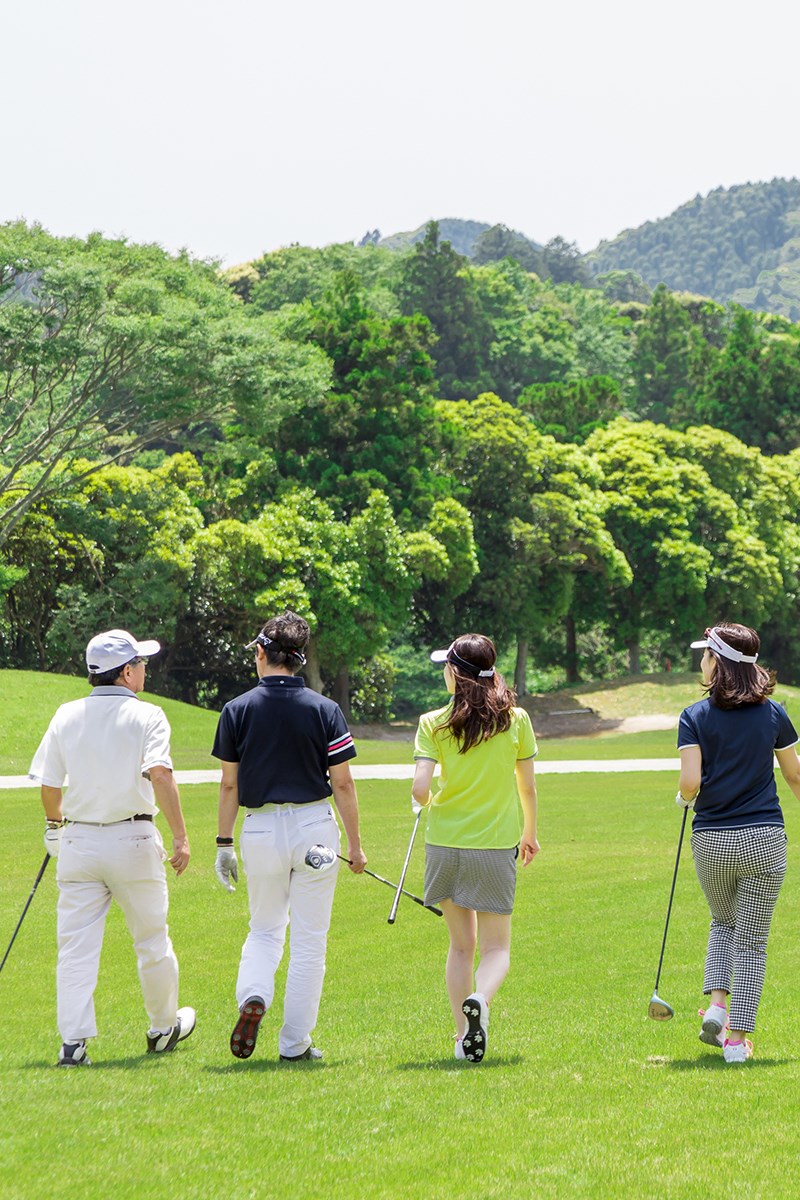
[215,846,238,892]
[675,790,696,809]
[411,798,423,815]
[44,820,64,857]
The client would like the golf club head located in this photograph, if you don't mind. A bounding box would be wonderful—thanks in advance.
[648,991,674,1020]
[304,845,337,873]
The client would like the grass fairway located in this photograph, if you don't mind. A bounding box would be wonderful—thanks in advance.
[4,774,800,1199]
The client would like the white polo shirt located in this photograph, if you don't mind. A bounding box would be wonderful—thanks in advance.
[29,686,173,823]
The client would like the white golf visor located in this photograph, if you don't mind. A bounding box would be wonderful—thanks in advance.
[430,642,495,678]
[690,627,758,664]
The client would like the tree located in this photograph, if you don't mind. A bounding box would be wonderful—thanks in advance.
[0,222,329,546]
[519,376,625,443]
[0,454,204,674]
[585,420,786,672]
[472,225,543,274]
[434,394,629,690]
[273,273,440,520]
[397,221,493,399]
[630,284,693,422]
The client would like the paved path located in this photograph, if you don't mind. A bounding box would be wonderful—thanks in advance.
[0,759,683,789]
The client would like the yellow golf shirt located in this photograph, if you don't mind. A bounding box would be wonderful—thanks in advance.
[414,705,537,849]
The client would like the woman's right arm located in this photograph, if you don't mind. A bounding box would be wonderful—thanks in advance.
[775,746,800,803]
[515,757,540,865]
[412,758,436,808]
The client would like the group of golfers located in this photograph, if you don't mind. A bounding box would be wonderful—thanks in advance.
[26,611,800,1068]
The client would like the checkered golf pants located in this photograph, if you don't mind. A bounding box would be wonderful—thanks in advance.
[691,825,787,1033]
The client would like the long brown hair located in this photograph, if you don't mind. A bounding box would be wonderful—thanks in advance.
[434,634,516,753]
[704,622,775,710]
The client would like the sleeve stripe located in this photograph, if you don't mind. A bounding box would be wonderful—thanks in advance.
[328,733,354,756]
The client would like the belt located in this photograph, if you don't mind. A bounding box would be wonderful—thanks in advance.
[66,814,154,827]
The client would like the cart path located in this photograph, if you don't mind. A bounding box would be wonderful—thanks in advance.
[0,759,684,789]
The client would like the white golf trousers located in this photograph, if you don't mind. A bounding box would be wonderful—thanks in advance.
[237,801,341,1058]
[56,822,179,1042]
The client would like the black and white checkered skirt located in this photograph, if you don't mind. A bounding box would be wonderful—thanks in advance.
[424,844,518,914]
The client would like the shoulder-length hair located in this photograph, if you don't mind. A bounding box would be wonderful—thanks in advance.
[705,622,776,710]
[434,634,517,753]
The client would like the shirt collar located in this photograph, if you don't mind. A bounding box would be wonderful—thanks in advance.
[90,686,138,698]
[258,676,305,689]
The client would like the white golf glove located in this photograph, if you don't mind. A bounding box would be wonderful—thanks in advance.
[675,790,696,809]
[411,798,424,815]
[44,820,64,857]
[215,846,239,892]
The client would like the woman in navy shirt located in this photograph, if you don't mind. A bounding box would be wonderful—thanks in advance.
[678,623,800,1063]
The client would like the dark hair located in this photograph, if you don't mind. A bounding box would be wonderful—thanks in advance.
[88,658,139,687]
[258,610,310,673]
[704,622,775,709]
[434,634,516,753]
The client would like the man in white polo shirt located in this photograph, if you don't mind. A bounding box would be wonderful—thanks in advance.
[29,629,196,1067]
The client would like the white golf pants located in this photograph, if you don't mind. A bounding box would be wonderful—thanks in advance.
[237,802,341,1058]
[56,822,179,1042]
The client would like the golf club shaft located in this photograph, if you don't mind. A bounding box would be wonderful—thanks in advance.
[653,805,688,993]
[0,853,50,975]
[388,809,422,925]
[338,856,442,916]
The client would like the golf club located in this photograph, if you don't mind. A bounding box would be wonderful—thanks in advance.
[388,808,423,925]
[0,853,51,976]
[648,805,689,1020]
[336,854,442,917]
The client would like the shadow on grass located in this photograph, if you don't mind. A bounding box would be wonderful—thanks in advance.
[666,1056,793,1071]
[22,1056,162,1070]
[397,1054,524,1071]
[204,1060,330,1074]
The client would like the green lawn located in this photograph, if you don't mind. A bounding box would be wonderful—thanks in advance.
[4,774,800,1198]
[0,670,686,774]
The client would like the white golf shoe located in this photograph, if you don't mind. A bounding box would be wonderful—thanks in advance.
[58,1040,90,1067]
[461,992,489,1063]
[146,1006,197,1054]
[699,1004,728,1047]
[723,1038,754,1064]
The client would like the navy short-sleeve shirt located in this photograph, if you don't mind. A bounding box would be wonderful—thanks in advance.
[211,676,356,807]
[677,697,798,830]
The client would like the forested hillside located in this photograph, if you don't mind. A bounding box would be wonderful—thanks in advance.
[374,179,800,318]
[4,218,800,719]
[589,179,800,319]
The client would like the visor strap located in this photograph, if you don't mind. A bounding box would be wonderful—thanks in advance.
[707,629,758,665]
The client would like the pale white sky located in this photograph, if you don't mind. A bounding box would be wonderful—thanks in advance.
[2,0,798,265]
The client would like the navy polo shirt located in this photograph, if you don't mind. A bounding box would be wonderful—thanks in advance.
[211,676,357,807]
[678,697,798,830]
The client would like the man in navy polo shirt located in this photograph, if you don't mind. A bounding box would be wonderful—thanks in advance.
[212,610,367,1062]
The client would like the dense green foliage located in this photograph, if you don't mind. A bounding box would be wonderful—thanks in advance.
[4,215,800,713]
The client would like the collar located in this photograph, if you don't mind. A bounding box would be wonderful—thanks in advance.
[90,686,138,698]
[258,676,305,689]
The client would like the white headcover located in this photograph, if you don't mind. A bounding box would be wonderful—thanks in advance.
[690,627,758,664]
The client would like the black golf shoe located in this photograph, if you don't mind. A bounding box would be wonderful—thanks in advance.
[280,1045,323,1062]
[461,993,489,1063]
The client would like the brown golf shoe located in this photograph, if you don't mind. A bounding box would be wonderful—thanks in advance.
[230,997,266,1059]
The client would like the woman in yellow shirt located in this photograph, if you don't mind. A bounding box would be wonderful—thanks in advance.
[412,634,539,1063]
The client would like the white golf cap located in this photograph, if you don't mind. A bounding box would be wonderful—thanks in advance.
[690,627,758,664]
[85,629,161,673]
